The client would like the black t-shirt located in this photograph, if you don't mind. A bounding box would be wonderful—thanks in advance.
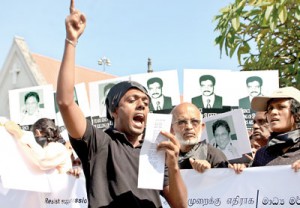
[70,120,167,208]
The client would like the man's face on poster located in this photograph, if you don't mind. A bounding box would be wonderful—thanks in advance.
[247,81,261,97]
[25,96,39,115]
[214,126,230,150]
[200,80,214,96]
[148,82,162,99]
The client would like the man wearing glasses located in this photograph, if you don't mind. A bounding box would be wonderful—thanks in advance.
[250,111,271,157]
[170,102,229,173]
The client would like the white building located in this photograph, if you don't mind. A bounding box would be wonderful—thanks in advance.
[0,36,116,119]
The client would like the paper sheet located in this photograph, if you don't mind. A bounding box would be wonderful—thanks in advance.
[138,113,172,190]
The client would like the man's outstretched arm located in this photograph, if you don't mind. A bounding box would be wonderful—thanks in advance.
[56,0,87,139]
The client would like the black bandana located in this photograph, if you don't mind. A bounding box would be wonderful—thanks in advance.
[105,81,150,121]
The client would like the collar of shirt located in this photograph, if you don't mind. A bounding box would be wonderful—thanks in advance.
[202,95,215,107]
[151,96,164,110]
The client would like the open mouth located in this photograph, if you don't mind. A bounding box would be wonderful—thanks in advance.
[133,113,145,125]
[270,118,279,122]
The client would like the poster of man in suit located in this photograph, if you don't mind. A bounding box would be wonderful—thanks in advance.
[239,76,264,109]
[236,71,279,109]
[89,77,129,129]
[234,70,279,128]
[130,70,180,113]
[183,69,233,114]
[191,74,223,109]
[146,77,172,111]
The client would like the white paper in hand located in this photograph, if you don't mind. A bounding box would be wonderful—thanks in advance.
[138,113,172,190]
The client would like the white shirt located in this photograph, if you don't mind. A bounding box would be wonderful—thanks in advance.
[202,95,215,108]
[151,96,164,110]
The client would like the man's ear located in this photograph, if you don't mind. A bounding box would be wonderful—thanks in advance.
[170,125,175,135]
[111,110,117,120]
[201,122,206,131]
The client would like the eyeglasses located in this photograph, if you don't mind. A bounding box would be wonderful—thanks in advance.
[173,119,201,127]
[253,119,269,126]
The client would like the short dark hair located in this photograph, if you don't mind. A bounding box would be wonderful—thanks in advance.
[147,77,163,88]
[246,76,263,86]
[212,119,231,135]
[199,75,216,86]
[24,91,40,103]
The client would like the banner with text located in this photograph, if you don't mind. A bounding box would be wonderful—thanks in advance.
[161,166,300,208]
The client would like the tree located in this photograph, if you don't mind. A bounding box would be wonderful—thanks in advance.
[214,0,300,88]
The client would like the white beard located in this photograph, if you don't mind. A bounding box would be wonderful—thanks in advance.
[175,132,201,147]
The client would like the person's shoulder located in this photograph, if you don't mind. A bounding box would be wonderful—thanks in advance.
[164,95,172,101]
[192,95,202,100]
[256,145,267,154]
[207,143,228,160]
[215,95,222,99]
[207,143,222,153]
[239,96,249,102]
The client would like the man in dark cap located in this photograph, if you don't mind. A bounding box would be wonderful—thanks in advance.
[56,1,187,207]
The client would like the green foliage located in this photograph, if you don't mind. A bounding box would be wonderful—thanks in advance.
[214,0,300,89]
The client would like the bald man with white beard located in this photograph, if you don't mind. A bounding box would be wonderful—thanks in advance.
[170,102,229,173]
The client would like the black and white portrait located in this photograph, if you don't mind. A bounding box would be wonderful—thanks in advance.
[9,85,55,126]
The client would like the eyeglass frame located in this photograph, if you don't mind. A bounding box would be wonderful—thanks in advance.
[172,118,202,127]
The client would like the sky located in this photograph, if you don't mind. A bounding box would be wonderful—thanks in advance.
[1,0,239,91]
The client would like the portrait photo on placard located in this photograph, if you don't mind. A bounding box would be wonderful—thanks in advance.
[89,77,129,129]
[130,70,180,113]
[233,70,279,109]
[202,109,251,163]
[183,69,233,109]
[53,83,90,128]
[9,85,55,126]
[232,70,279,129]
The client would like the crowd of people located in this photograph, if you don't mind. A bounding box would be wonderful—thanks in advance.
[2,0,300,207]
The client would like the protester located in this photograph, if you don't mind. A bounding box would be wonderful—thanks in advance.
[250,86,300,171]
[31,118,81,175]
[170,102,228,172]
[56,0,187,207]
[250,111,271,156]
[4,118,80,177]
[170,102,245,174]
